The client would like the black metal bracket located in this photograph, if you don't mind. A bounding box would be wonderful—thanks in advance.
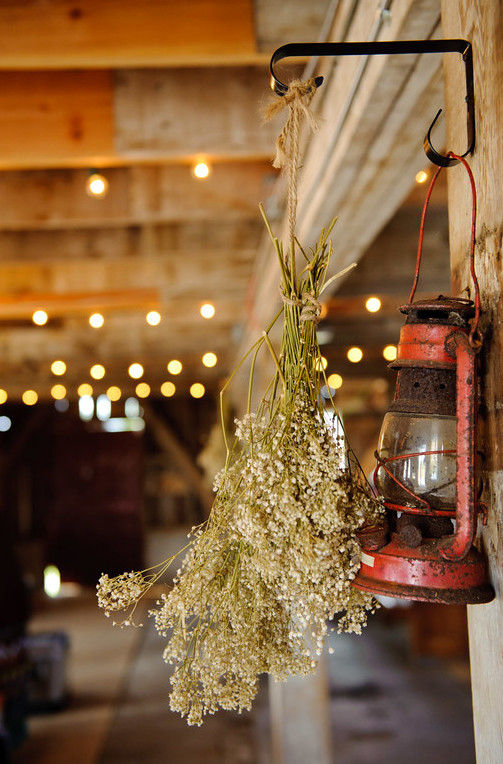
[269,40,474,168]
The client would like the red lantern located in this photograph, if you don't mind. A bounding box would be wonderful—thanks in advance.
[353,156,494,605]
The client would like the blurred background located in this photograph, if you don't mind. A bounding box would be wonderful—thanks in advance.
[0,1,476,762]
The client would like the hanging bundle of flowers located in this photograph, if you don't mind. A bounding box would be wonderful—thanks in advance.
[97,78,382,726]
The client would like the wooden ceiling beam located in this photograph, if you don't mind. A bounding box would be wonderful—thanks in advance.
[0,163,276,230]
[0,67,277,170]
[0,0,260,69]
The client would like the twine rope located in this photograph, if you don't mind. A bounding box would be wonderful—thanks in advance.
[279,287,322,324]
[264,78,320,248]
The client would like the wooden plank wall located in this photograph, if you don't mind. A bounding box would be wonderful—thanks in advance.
[441,1,503,759]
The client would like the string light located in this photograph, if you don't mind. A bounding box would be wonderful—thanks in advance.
[315,356,328,371]
[51,384,67,400]
[190,383,205,399]
[383,344,398,361]
[86,171,109,197]
[167,360,183,375]
[51,360,67,376]
[415,170,428,184]
[135,382,151,398]
[0,390,7,404]
[78,383,93,397]
[22,390,38,406]
[90,364,105,380]
[202,352,217,368]
[192,160,210,179]
[365,297,382,313]
[32,310,48,326]
[128,363,144,379]
[347,347,363,363]
[146,311,161,326]
[161,381,176,397]
[200,303,215,319]
[89,313,104,328]
[327,373,343,390]
[106,386,122,401]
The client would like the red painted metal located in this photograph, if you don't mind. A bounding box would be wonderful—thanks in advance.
[352,155,494,605]
[355,537,494,604]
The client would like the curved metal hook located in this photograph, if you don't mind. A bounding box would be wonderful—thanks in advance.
[269,40,475,168]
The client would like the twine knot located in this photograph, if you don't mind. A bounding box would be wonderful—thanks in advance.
[280,288,322,325]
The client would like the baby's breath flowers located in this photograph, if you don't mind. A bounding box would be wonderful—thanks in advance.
[97,208,383,726]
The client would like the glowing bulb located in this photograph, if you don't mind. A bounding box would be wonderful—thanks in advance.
[135,382,150,398]
[383,344,398,361]
[22,390,38,405]
[193,161,210,179]
[44,565,61,598]
[96,394,111,421]
[89,313,104,328]
[106,386,121,401]
[125,397,140,418]
[0,416,11,432]
[32,310,48,326]
[51,384,67,400]
[86,172,109,197]
[161,381,176,397]
[128,363,144,379]
[365,297,382,313]
[0,389,8,404]
[146,311,161,326]
[78,395,94,421]
[167,359,183,375]
[327,373,343,390]
[190,383,205,399]
[347,347,363,363]
[51,360,67,376]
[315,356,328,372]
[90,364,105,380]
[415,170,428,184]
[200,303,215,319]
[78,383,93,397]
[202,352,217,368]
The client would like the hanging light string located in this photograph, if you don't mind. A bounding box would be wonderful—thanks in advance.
[408,153,481,348]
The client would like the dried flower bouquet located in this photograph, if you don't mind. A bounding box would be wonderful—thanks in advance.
[97,206,382,726]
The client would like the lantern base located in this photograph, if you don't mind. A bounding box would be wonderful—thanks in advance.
[352,536,494,605]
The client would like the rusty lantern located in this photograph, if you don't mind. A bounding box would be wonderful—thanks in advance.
[353,156,494,605]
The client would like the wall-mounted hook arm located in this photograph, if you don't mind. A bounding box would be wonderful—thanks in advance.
[269,39,475,168]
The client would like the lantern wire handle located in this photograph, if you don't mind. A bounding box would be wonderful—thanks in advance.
[408,153,481,349]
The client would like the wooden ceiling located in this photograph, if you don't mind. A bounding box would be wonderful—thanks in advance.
[0,0,451,405]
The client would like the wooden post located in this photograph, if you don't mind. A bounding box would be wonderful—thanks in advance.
[441,1,503,759]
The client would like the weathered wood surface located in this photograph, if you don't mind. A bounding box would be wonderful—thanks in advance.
[441,1,503,761]
[0,68,278,169]
[0,163,276,229]
[0,0,258,69]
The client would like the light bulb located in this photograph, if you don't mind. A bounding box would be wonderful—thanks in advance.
[193,160,210,179]
[167,360,182,375]
[365,297,382,313]
[32,310,48,326]
[200,303,215,319]
[89,313,104,328]
[347,347,363,363]
[202,352,217,368]
[190,383,205,399]
[51,360,67,376]
[86,171,109,197]
[128,363,144,379]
